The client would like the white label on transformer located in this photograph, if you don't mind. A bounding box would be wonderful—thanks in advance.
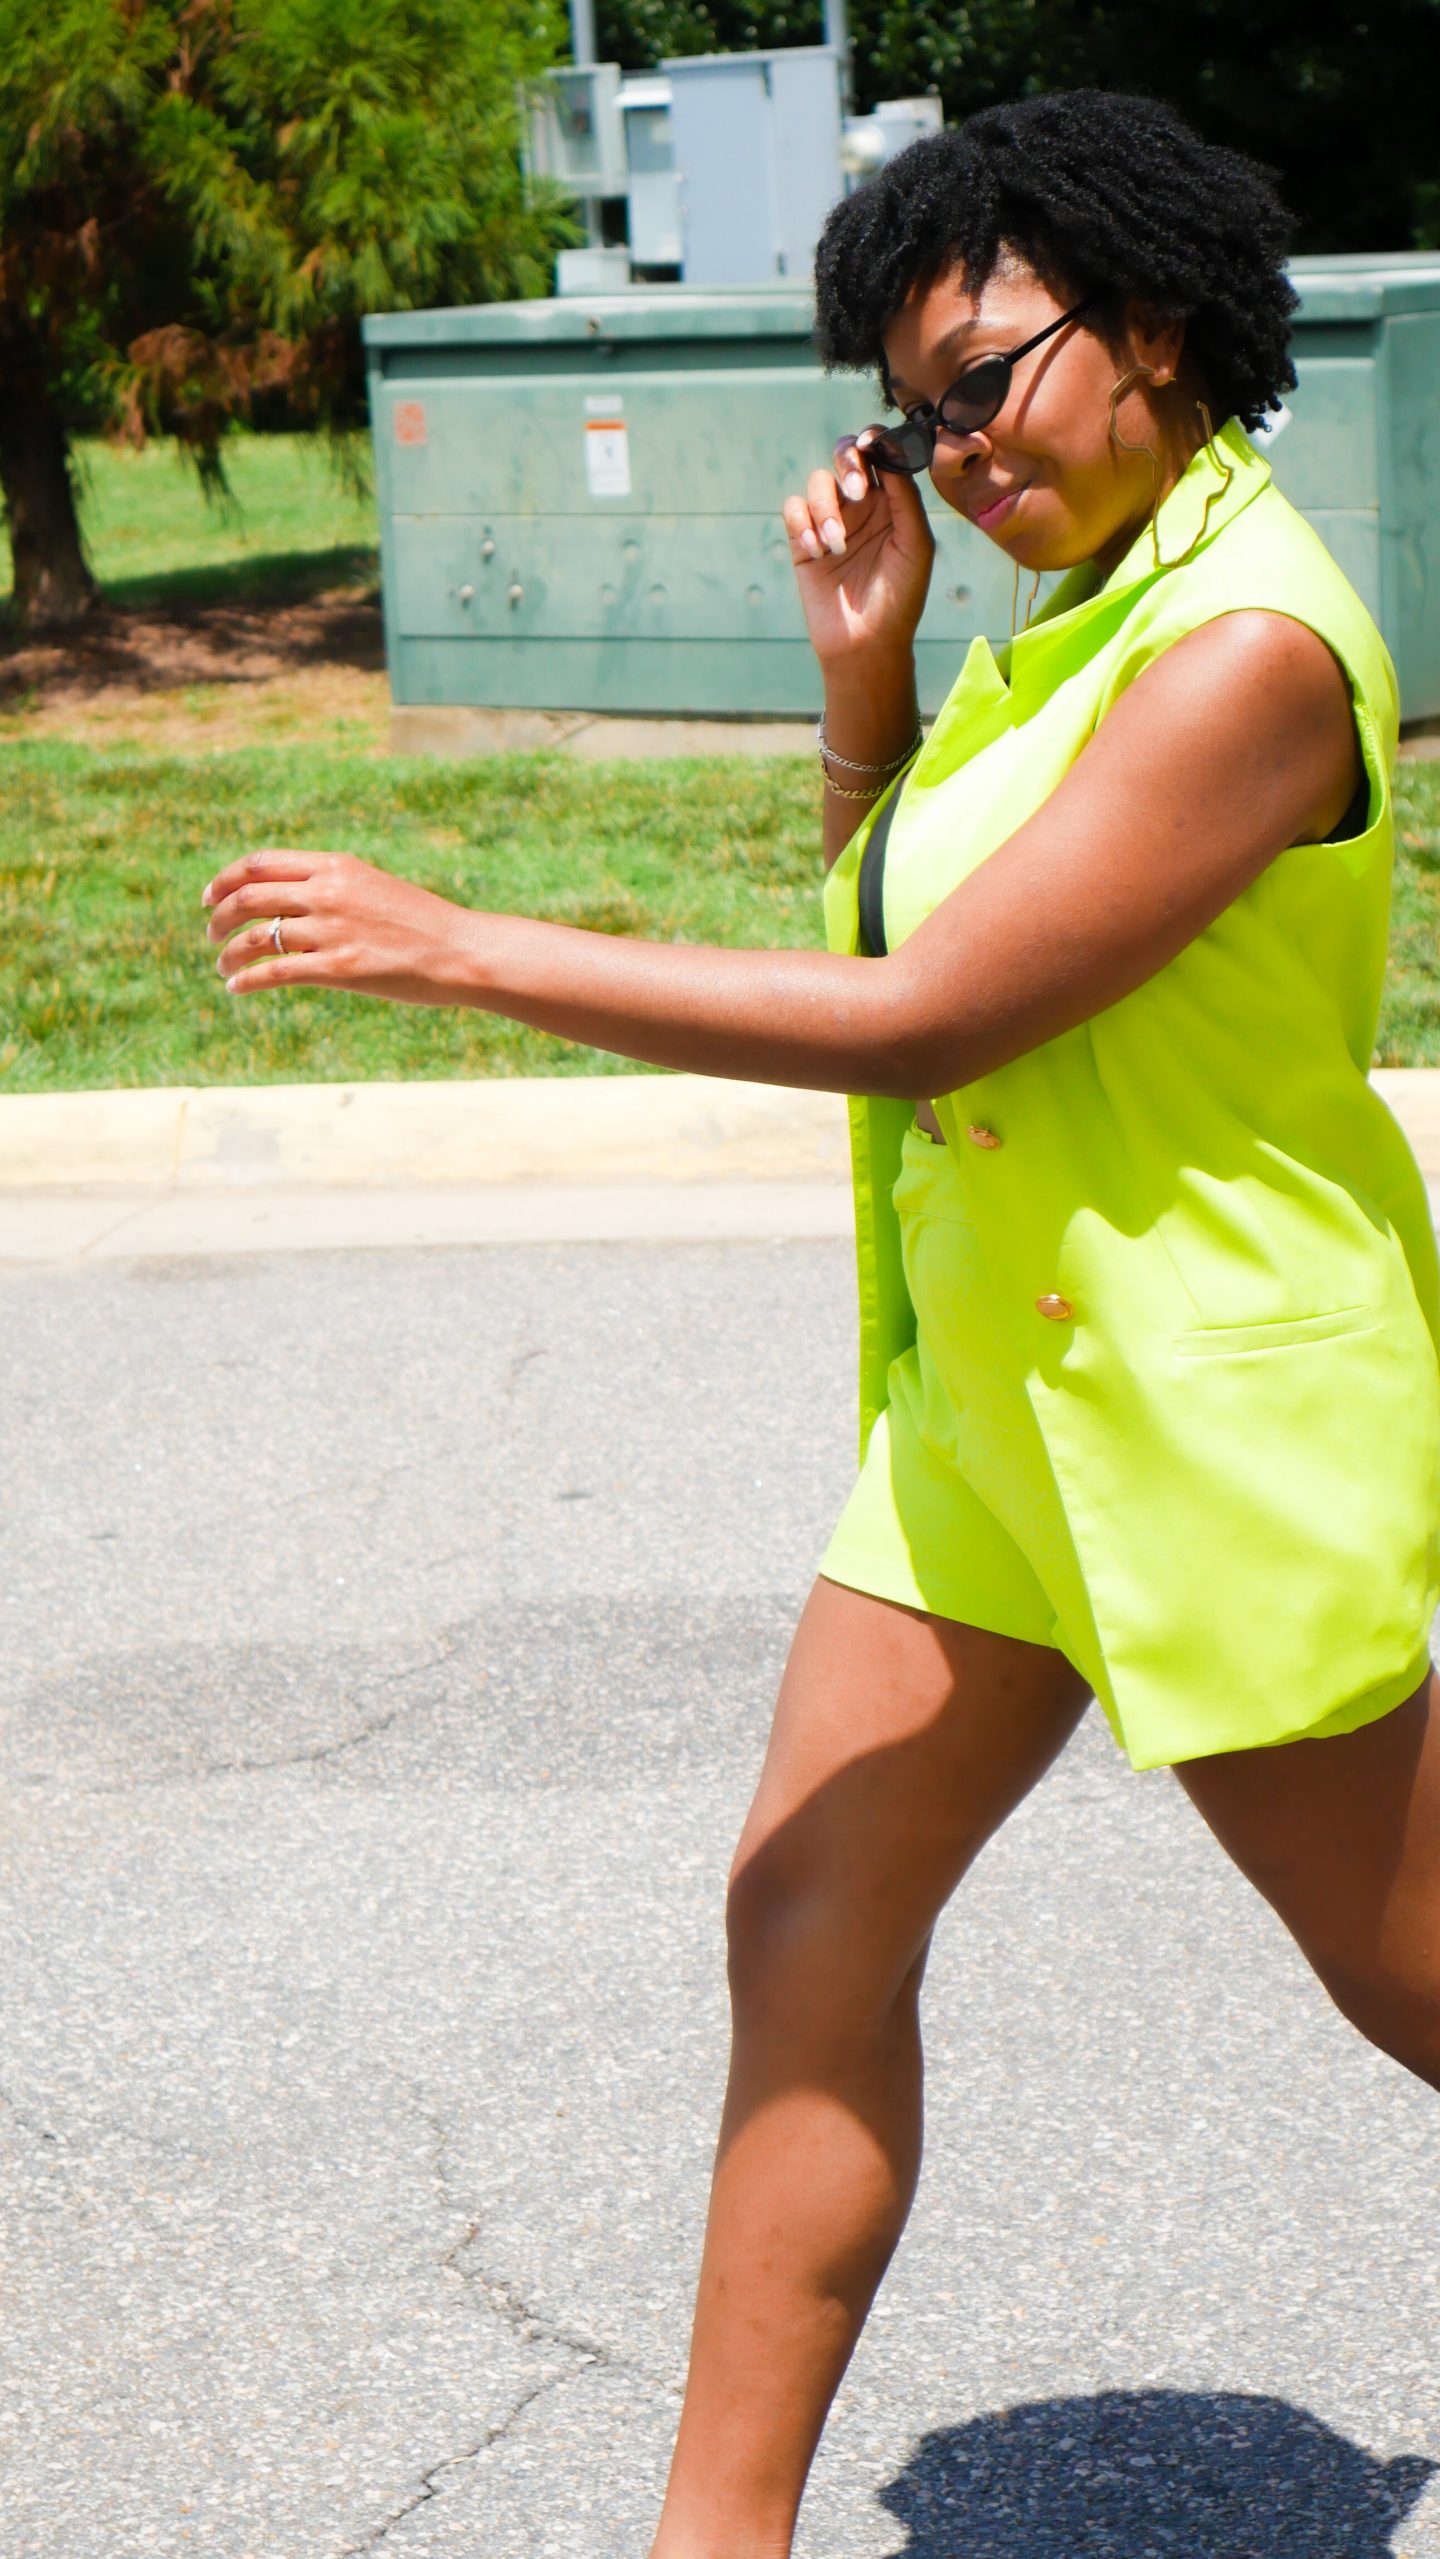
[584,417,631,498]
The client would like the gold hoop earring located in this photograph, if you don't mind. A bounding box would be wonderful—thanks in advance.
[1151,399,1235,569]
[1109,371,1237,575]
[1107,364,1163,571]
[1009,557,1043,641]
[1191,397,1234,522]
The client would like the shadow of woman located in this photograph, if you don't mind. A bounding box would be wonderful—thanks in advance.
[875,2388,1435,2556]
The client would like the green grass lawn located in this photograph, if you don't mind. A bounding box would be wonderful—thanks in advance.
[1382,776,1440,1060]
[0,432,378,612]
[2,743,1439,1091]
[0,746,826,1088]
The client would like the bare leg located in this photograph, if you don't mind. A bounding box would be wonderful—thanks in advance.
[1176,1663,1440,2088]
[648,1574,1091,2559]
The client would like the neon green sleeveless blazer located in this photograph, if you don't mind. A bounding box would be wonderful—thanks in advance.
[823,414,1440,1766]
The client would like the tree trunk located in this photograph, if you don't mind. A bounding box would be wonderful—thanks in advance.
[0,379,99,632]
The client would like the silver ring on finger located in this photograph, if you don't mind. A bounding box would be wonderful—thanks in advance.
[270,915,286,955]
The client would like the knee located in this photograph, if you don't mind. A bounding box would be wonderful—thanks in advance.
[724,1842,927,2039]
[723,1849,820,2014]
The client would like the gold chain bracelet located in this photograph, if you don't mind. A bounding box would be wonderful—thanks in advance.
[821,771,893,802]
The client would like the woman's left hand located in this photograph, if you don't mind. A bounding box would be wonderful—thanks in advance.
[202,848,475,1006]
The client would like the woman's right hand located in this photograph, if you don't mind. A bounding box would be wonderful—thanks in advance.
[781,435,935,668]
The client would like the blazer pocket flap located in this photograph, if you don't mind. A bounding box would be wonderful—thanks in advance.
[1171,1304,1381,1358]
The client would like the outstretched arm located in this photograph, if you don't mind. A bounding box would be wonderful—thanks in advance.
[201,611,1359,1102]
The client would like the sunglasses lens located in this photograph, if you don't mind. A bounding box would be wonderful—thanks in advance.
[862,418,934,474]
[939,357,1010,435]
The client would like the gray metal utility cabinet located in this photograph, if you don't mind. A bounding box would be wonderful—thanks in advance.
[362,253,1440,732]
[662,47,844,285]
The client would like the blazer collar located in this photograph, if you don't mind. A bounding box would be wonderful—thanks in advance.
[998,415,1272,713]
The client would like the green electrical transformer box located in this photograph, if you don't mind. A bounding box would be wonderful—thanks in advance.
[362,254,1440,729]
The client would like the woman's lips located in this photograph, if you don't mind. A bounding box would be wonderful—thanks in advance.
[971,484,1028,532]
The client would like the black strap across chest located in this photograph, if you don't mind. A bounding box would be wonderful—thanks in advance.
[856,781,906,959]
[855,762,1371,964]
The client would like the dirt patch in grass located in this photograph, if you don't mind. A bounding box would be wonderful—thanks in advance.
[0,661,392,754]
[0,585,390,753]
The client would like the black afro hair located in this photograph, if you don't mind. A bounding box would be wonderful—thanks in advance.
[813,89,1299,432]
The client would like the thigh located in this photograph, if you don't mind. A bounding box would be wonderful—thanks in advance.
[728,1574,1091,2006]
[1174,1666,1440,1990]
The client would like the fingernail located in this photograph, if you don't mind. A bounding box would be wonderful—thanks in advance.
[801,527,822,558]
[843,472,867,500]
[201,886,212,907]
[821,519,846,555]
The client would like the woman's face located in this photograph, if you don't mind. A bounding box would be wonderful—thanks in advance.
[878,254,1190,580]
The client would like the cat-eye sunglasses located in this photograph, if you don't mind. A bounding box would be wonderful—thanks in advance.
[857,296,1100,476]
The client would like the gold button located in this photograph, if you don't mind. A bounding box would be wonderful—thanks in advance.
[1035,1294,1074,1321]
[967,1123,1002,1149]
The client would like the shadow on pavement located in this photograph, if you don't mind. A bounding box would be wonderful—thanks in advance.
[876,2387,1435,2555]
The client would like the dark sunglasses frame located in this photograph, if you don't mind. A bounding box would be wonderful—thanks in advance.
[861,295,1100,477]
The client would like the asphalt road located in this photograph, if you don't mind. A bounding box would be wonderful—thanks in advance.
[2,1234,1439,2559]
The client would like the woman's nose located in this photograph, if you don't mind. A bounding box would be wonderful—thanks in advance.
[928,427,988,487]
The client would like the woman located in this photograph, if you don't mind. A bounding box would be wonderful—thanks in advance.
[201,90,1440,2559]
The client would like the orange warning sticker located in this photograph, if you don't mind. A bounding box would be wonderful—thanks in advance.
[584,417,631,498]
[394,401,428,447]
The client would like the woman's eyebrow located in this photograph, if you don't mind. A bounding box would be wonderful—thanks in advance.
[884,318,988,395]
[933,318,983,360]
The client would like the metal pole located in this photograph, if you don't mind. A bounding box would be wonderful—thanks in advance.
[567,0,600,246]
[823,0,852,111]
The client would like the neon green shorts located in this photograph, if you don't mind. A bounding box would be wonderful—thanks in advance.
[818,1117,1434,1765]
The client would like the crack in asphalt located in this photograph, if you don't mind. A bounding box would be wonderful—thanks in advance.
[0,2077,209,2169]
[500,1342,548,1399]
[417,2094,627,2370]
[342,2363,590,2555]
[185,1620,477,1781]
[16,1616,488,1795]
[0,2082,60,2146]
[336,2087,657,2553]
[356,1447,461,1523]
[441,2219,619,2365]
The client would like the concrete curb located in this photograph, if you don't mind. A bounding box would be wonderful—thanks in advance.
[388,704,1440,764]
[0,1073,850,1192]
[4,1067,1439,1188]
[4,1069,1439,1262]
[388,706,822,761]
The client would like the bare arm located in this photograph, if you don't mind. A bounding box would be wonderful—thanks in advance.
[203,613,1360,1100]
[818,655,923,874]
[777,431,931,873]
